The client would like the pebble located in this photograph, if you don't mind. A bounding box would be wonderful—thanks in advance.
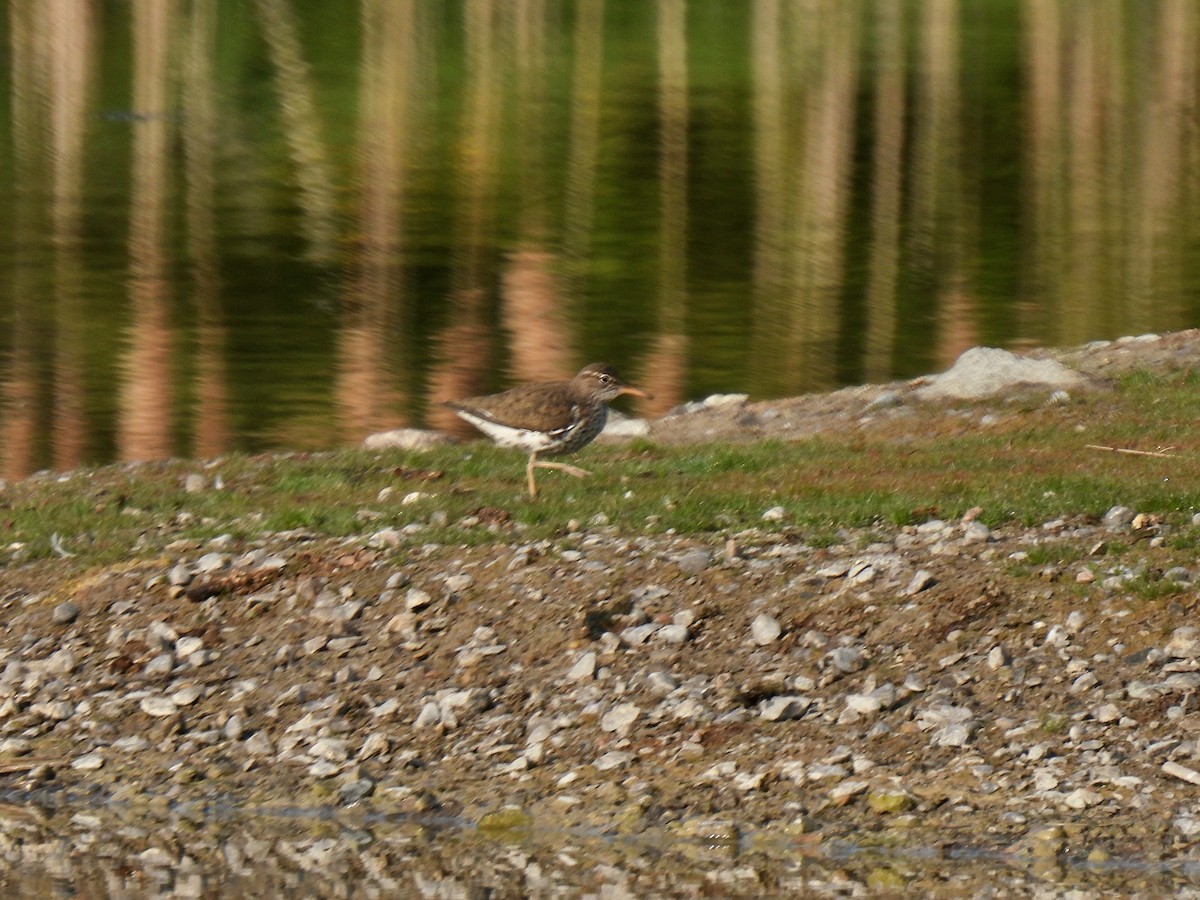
[52,601,80,625]
[903,570,936,595]
[413,702,441,729]
[176,636,205,658]
[751,614,782,646]
[600,703,641,735]
[1102,505,1135,529]
[71,753,104,771]
[405,588,433,612]
[848,562,876,584]
[444,574,472,593]
[844,693,883,716]
[620,624,658,647]
[829,780,870,804]
[567,651,597,682]
[194,552,227,574]
[143,653,175,677]
[1166,626,1200,659]
[655,624,690,645]
[986,645,1011,669]
[171,685,203,706]
[961,521,991,544]
[593,751,634,772]
[1174,817,1200,838]
[140,697,178,717]
[828,646,865,674]
[935,723,975,747]
[646,671,679,694]
[677,550,711,576]
[310,737,349,762]
[1163,761,1200,787]
[43,648,77,676]
[760,696,811,722]
[1063,788,1102,809]
[816,562,849,578]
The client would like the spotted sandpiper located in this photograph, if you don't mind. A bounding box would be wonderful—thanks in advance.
[445,363,650,498]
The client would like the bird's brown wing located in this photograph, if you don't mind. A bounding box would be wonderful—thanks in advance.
[452,382,576,433]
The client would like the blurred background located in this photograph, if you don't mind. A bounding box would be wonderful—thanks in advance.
[2,0,1199,478]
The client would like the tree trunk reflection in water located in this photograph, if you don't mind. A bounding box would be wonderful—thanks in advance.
[641,0,688,417]
[119,0,174,463]
[428,0,501,435]
[750,0,788,399]
[1063,5,1106,347]
[1019,0,1065,347]
[790,0,860,392]
[863,0,905,384]
[562,0,605,318]
[908,0,973,371]
[336,0,416,441]
[185,0,230,459]
[503,0,572,386]
[2,2,44,480]
[1129,0,1195,333]
[253,0,338,267]
[48,0,92,471]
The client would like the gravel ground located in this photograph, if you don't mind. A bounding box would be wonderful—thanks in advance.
[2,332,1200,897]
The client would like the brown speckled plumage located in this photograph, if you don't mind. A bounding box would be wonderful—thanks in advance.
[445,363,649,497]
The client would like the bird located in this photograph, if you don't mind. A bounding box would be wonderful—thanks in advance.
[444,363,650,498]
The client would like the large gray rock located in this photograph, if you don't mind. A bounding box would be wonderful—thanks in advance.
[916,347,1088,401]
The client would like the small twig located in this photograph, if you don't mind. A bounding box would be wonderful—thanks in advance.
[0,758,66,775]
[1085,444,1177,459]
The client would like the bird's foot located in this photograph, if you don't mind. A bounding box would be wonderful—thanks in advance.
[534,461,593,479]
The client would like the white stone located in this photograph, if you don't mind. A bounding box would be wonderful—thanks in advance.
[760,696,810,722]
[566,651,596,682]
[761,506,786,523]
[175,636,204,658]
[71,753,104,771]
[751,614,782,645]
[656,624,690,645]
[170,685,203,706]
[413,702,442,729]
[139,696,178,717]
[593,751,634,772]
[194,552,227,574]
[405,588,433,612]
[600,703,641,736]
[845,693,883,716]
[309,737,349,762]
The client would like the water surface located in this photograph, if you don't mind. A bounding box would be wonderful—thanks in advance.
[2,0,1199,477]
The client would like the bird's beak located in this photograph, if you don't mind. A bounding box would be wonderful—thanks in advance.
[618,384,653,400]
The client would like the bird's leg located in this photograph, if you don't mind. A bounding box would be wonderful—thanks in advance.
[534,461,593,479]
[526,452,540,499]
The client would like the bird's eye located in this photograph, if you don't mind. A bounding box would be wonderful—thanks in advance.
[600,374,612,383]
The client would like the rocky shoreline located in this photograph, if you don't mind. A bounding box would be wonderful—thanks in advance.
[0,506,1199,894]
[2,332,1200,895]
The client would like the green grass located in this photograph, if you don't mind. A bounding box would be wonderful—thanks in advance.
[3,369,1200,568]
